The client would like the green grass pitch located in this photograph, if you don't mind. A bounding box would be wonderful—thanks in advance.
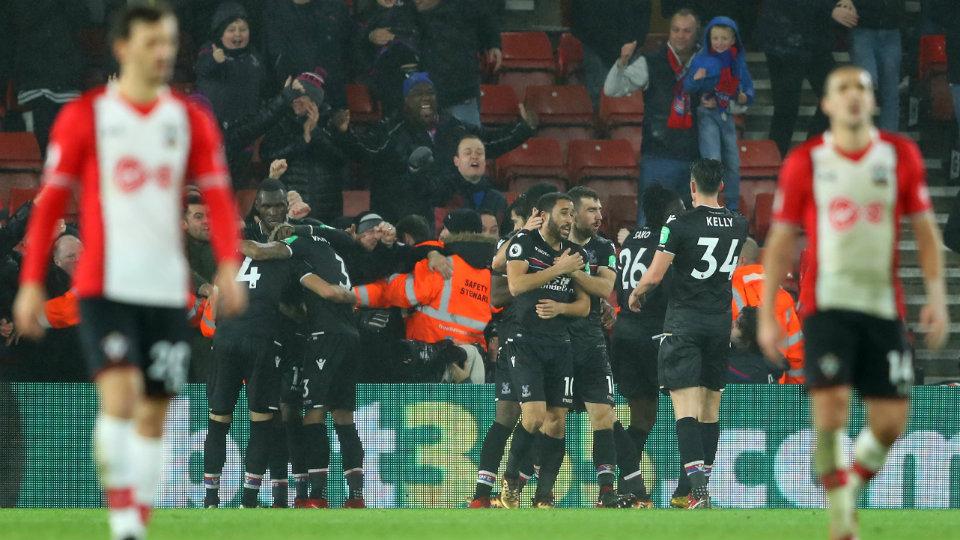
[0,509,955,540]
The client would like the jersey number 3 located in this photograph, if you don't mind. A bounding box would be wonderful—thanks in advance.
[237,257,262,289]
[692,238,739,280]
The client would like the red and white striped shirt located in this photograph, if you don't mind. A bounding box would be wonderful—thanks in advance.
[773,129,932,321]
[20,84,240,307]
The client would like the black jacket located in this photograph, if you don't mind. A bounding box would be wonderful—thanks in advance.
[195,43,267,128]
[222,93,290,189]
[641,45,700,161]
[570,0,651,66]
[855,0,905,30]
[444,175,508,225]
[10,0,86,95]
[757,0,837,60]
[336,115,533,224]
[356,2,419,65]
[264,0,354,108]
[414,0,500,108]
[260,110,349,224]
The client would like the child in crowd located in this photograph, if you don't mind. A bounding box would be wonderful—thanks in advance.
[684,16,754,214]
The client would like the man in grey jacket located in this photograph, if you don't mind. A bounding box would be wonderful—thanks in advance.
[604,9,700,222]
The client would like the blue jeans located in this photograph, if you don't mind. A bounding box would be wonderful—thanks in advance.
[851,28,902,132]
[952,84,960,134]
[637,156,692,225]
[697,105,741,214]
[444,97,481,128]
[581,44,606,110]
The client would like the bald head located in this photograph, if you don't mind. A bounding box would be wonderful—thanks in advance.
[821,65,876,130]
[739,237,759,266]
[53,234,83,276]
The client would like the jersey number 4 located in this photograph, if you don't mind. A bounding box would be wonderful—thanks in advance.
[237,257,262,289]
[692,238,739,280]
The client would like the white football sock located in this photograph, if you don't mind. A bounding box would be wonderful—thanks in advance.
[131,431,163,525]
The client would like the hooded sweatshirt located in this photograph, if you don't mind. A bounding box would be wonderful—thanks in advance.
[683,16,755,111]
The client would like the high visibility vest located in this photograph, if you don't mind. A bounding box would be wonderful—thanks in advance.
[39,289,208,332]
[355,255,492,347]
[731,264,805,384]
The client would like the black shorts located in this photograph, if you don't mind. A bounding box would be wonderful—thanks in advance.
[78,298,191,397]
[803,310,913,398]
[278,331,308,406]
[571,336,615,407]
[611,332,660,400]
[658,333,730,392]
[207,335,281,415]
[495,339,517,402]
[507,336,574,408]
[299,333,359,411]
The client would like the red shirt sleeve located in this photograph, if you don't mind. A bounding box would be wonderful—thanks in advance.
[20,100,91,286]
[185,103,240,264]
[772,146,813,227]
[895,137,932,216]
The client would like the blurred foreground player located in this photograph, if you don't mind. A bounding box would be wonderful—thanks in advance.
[13,5,246,539]
[759,65,948,540]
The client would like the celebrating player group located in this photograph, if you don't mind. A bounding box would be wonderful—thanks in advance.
[11,3,948,540]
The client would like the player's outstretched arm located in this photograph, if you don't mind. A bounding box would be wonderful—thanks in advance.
[758,223,798,360]
[301,273,357,305]
[240,240,293,260]
[912,211,949,349]
[628,250,673,311]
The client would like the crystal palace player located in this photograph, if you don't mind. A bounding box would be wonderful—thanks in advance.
[629,159,747,509]
[13,5,246,539]
[502,192,589,507]
[759,65,948,540]
[611,185,684,507]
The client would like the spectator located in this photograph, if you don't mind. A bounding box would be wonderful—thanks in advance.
[570,0,652,107]
[479,210,500,239]
[846,0,905,131]
[661,0,760,43]
[368,40,421,119]
[412,0,502,127]
[51,235,81,279]
[355,209,493,383]
[396,214,434,247]
[10,0,88,155]
[728,307,785,384]
[684,16,754,215]
[260,70,350,223]
[182,192,217,383]
[442,135,508,228]
[604,9,700,220]
[264,0,354,109]
[757,0,837,158]
[356,0,419,70]
[333,73,536,224]
[195,2,266,129]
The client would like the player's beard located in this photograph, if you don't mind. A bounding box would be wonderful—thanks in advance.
[546,218,567,241]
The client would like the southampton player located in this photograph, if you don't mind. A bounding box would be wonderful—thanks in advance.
[564,186,641,508]
[629,159,748,509]
[611,185,684,507]
[242,233,367,508]
[759,65,947,539]
[203,244,301,508]
[13,5,246,539]
[502,192,589,507]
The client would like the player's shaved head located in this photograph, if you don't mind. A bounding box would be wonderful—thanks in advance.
[739,237,760,265]
[823,64,874,96]
[821,65,876,130]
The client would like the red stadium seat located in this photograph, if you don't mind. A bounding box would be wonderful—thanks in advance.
[604,194,638,236]
[0,132,42,168]
[928,72,956,121]
[523,85,595,150]
[499,32,557,98]
[567,139,638,185]
[8,187,38,212]
[918,34,947,80]
[751,192,775,243]
[599,91,645,156]
[495,137,567,191]
[235,189,257,218]
[739,139,782,180]
[343,190,370,218]
[346,84,381,124]
[480,85,520,125]
[556,33,584,82]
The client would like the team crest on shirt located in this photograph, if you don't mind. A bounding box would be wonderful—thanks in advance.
[163,124,178,148]
[871,164,889,186]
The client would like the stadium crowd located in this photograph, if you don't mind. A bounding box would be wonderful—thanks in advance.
[0,0,956,511]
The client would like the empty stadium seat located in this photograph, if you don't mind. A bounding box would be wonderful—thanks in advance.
[499,32,557,98]
[495,137,567,192]
[751,192,775,243]
[480,84,520,125]
[346,84,381,124]
[919,34,947,80]
[556,33,584,83]
[567,139,638,185]
[739,140,782,180]
[599,91,645,156]
[523,85,595,150]
[604,194,638,236]
[928,72,956,121]
[343,190,370,218]
[0,132,42,168]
